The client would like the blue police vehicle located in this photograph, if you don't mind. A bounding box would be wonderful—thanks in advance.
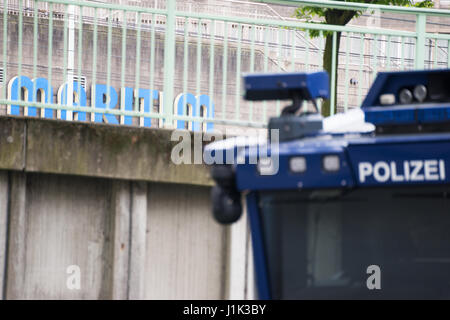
[206,69,450,299]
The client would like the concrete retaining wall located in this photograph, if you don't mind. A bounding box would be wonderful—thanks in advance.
[0,115,254,299]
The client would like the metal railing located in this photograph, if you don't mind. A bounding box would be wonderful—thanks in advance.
[1,0,449,131]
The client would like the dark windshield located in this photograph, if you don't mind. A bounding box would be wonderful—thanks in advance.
[259,186,450,299]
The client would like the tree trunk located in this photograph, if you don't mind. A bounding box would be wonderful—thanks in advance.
[322,32,341,117]
[320,10,356,117]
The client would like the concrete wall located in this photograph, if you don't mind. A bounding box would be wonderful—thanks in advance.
[0,115,254,299]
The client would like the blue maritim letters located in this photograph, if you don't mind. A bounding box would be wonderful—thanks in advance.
[6,75,214,131]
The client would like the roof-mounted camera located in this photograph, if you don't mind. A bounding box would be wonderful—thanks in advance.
[243,71,330,141]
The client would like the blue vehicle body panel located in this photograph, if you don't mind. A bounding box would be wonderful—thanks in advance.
[364,103,450,126]
[364,106,416,125]
[232,133,450,191]
[246,192,271,300]
[347,136,450,187]
[234,139,354,191]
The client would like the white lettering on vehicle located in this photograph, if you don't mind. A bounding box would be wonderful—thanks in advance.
[358,160,446,183]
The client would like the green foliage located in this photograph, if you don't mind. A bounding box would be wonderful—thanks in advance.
[412,0,434,8]
[294,0,434,31]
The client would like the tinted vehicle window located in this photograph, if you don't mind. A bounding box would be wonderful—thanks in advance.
[259,186,450,299]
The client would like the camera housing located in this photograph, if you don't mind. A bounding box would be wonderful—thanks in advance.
[244,72,330,142]
[243,71,329,102]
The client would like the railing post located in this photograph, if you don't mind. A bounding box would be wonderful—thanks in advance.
[330,31,337,116]
[163,0,176,128]
[415,13,426,70]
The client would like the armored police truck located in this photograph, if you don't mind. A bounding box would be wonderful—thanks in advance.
[206,69,450,299]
